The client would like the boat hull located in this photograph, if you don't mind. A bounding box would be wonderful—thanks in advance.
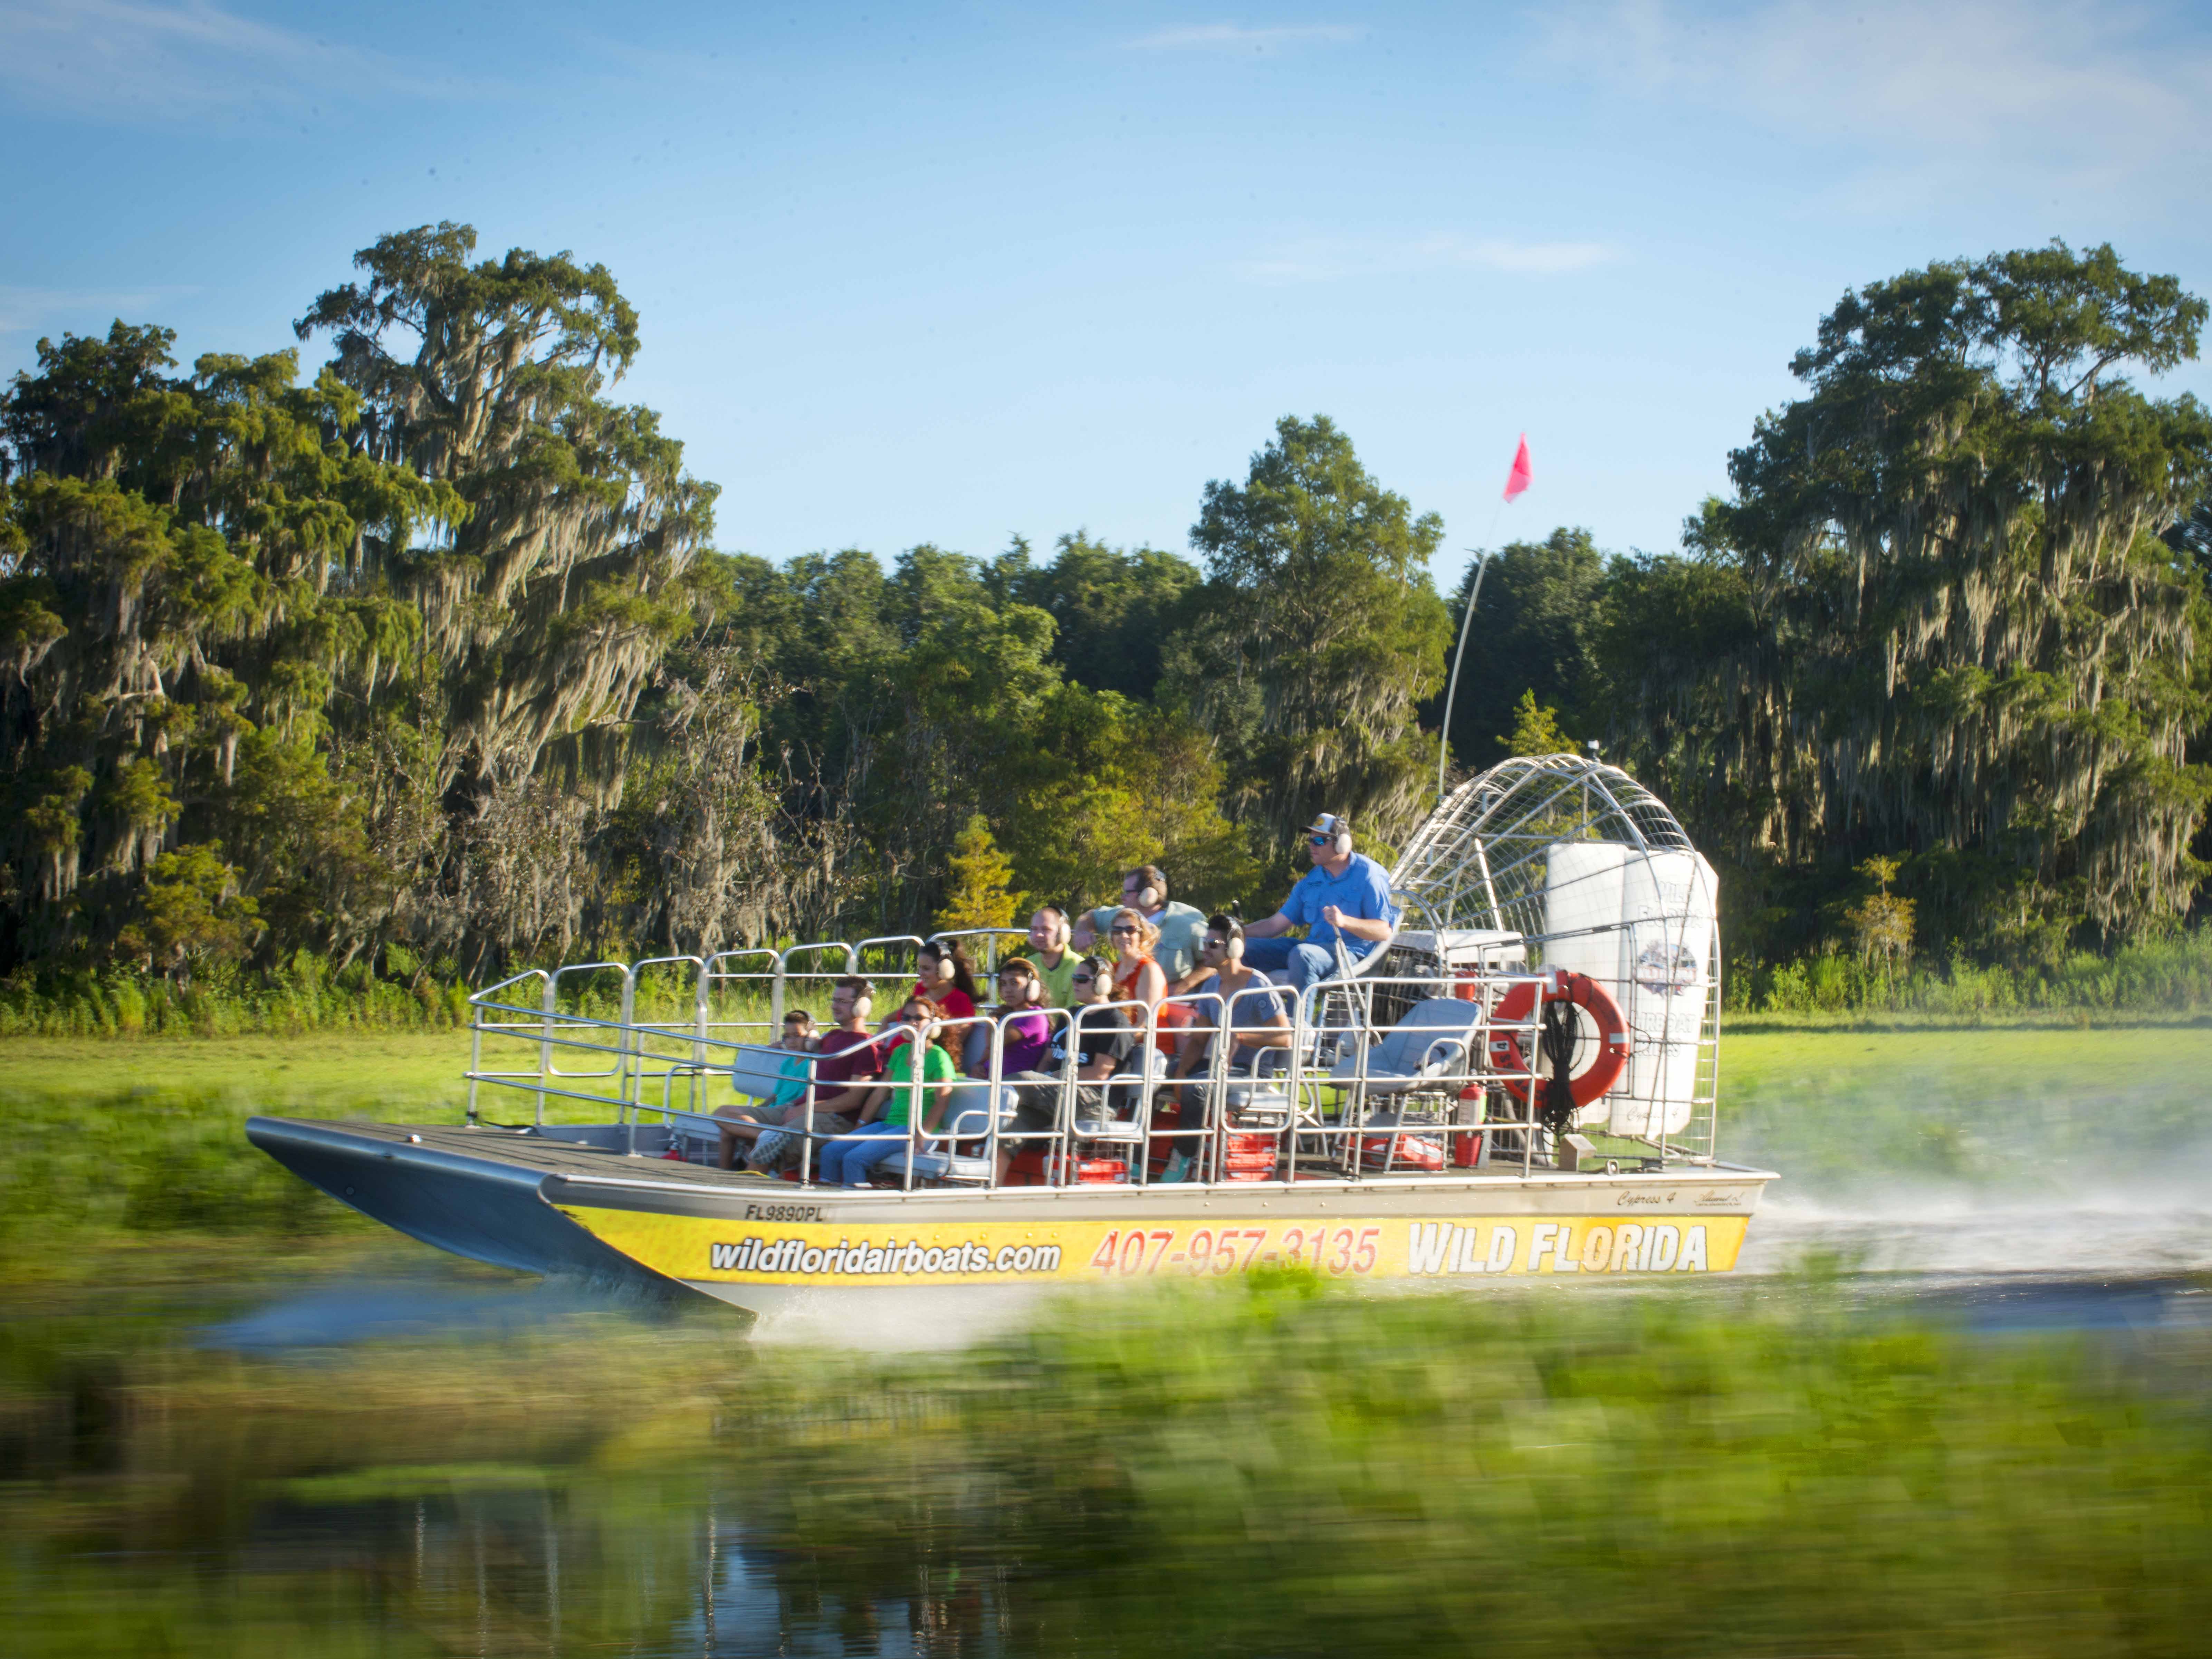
[547,1170,1766,1316]
[245,1116,681,1290]
[246,1117,1773,1319]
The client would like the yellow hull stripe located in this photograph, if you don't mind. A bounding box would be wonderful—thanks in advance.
[555,1205,1751,1286]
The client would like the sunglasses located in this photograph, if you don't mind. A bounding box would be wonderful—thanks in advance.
[1308,834,1332,847]
[1200,938,1227,951]
[1110,925,1138,936]
[1071,973,1095,984]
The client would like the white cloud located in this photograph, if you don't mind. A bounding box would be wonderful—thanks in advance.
[1238,233,1617,284]
[1533,0,2212,208]
[0,0,440,119]
[1129,22,1363,52]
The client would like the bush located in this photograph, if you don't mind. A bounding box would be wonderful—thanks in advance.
[1733,925,2212,1018]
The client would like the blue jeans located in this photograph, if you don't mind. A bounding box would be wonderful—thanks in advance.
[1243,937,1376,992]
[817,1120,910,1186]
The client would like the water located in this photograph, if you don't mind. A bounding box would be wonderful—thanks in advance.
[4,1236,2206,1659]
[10,1020,2212,1655]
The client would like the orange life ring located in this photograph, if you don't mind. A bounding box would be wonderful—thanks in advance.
[1487,969,1630,1107]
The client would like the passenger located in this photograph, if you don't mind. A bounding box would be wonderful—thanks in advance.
[816,997,960,1188]
[1171,915,1292,1112]
[713,1008,817,1171]
[1241,813,1401,992]
[974,957,1055,1077]
[1104,905,1187,1054]
[731,980,887,1175]
[1024,904,1081,1008]
[951,958,1059,1179]
[912,939,980,1024]
[1003,954,1138,1154]
[1056,955,1138,1113]
[1073,866,1212,992]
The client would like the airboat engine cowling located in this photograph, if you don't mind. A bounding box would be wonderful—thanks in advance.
[1542,843,1716,1136]
[1389,755,1721,1145]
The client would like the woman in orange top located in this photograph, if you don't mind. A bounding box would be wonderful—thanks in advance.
[1107,906,1187,1053]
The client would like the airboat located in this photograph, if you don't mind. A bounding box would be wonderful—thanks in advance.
[248,756,1775,1317]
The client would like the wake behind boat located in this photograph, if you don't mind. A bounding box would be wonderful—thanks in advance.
[249,755,1775,1317]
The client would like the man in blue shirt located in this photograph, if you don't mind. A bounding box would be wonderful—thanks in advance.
[1242,813,1401,992]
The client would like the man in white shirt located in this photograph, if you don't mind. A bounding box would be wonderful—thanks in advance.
[1071,864,1212,992]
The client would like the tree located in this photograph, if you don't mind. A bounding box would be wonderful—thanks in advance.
[0,323,436,966]
[0,225,718,973]
[1844,855,1914,976]
[935,815,1021,933]
[295,222,711,831]
[999,533,1201,700]
[118,843,262,982]
[1183,415,1451,847]
[1637,241,2212,950]
[1002,685,1258,915]
[1501,690,1573,756]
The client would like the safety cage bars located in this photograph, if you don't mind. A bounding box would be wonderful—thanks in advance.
[463,931,1720,1192]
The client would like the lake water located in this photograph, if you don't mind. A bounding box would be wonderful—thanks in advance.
[7,1185,2209,1659]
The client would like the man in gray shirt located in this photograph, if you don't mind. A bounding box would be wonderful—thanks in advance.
[1071,864,1211,991]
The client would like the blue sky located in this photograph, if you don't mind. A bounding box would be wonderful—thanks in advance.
[4,1,2209,596]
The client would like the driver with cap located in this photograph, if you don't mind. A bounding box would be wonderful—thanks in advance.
[1241,813,1400,991]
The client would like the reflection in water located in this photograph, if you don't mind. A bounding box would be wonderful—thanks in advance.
[0,1280,1028,1657]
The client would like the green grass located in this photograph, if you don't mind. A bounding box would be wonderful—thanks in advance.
[2,1274,2207,1657]
[7,1022,2209,1284]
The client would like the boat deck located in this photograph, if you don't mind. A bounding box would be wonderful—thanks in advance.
[311,1118,797,1188]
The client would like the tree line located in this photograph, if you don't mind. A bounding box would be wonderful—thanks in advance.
[3,227,2207,985]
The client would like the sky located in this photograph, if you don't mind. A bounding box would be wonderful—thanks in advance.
[4,0,2210,597]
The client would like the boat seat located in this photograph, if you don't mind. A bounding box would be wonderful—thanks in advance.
[1328,998,1485,1095]
[728,1042,800,1105]
[868,1145,993,1185]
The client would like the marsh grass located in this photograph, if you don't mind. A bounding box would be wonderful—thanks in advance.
[2,1275,2208,1657]
[9,1022,2212,1284]
[1732,926,2212,1019]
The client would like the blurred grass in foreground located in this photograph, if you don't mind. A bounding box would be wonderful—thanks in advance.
[4,1274,2209,1657]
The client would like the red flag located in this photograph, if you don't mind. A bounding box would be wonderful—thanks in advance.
[1502,434,1532,502]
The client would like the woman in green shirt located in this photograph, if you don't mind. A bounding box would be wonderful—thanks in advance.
[817,998,959,1186]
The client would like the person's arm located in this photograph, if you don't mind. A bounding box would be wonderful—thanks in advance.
[1230,982,1294,1050]
[1243,909,1296,941]
[1320,865,1401,946]
[1172,986,1222,1077]
[1133,960,1167,1011]
[920,1049,960,1134]
[1164,960,1215,994]
[1320,904,1394,944]
[851,1084,889,1127]
[1080,1015,1135,1081]
[801,1080,875,1121]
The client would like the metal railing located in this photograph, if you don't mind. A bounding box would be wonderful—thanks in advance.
[463,937,1722,1189]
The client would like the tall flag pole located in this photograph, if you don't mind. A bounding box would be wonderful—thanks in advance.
[1436,434,1532,804]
